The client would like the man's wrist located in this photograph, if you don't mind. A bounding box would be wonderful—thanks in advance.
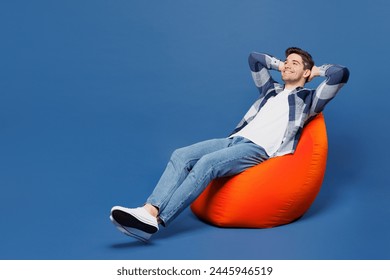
[269,56,281,71]
[317,65,330,76]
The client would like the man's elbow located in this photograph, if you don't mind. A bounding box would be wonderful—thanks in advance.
[327,65,350,85]
[340,66,350,84]
[248,52,259,71]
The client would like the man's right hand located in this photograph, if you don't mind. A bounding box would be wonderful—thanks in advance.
[278,61,285,72]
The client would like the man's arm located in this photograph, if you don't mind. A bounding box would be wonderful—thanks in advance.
[248,52,281,96]
[309,64,350,115]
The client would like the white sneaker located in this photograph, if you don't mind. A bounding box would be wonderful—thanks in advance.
[110,206,159,242]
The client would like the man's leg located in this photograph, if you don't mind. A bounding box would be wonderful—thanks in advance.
[110,138,238,241]
[146,138,237,214]
[158,137,269,226]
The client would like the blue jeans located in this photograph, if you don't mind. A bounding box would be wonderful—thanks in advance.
[146,136,269,226]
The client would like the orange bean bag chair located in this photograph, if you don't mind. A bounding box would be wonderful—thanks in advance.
[191,113,328,228]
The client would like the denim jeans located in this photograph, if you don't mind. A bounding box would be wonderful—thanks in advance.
[146,136,269,226]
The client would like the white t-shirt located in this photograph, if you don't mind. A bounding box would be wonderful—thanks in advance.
[230,89,291,156]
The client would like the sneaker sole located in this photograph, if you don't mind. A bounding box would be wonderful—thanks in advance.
[110,215,151,243]
[111,208,158,234]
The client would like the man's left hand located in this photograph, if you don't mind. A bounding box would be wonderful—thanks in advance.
[308,66,320,82]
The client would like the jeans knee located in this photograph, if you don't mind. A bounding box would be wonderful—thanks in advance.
[170,147,193,171]
[171,147,185,162]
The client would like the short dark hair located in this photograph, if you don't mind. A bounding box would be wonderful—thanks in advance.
[285,47,314,70]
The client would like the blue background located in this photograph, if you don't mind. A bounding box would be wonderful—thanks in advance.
[1,0,389,259]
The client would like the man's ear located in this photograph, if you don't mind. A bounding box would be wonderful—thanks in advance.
[303,69,311,79]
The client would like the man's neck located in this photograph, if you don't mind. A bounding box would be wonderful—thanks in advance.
[284,82,305,90]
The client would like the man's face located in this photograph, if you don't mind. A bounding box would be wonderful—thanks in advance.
[281,53,308,84]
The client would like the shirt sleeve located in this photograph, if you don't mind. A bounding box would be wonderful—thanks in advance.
[248,52,281,96]
[310,64,350,115]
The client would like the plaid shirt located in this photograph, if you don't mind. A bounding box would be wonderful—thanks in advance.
[230,52,350,157]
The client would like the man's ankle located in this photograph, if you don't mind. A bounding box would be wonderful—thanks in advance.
[143,204,159,218]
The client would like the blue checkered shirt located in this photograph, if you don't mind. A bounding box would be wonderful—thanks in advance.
[230,52,350,157]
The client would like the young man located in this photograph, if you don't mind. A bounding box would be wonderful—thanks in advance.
[110,47,350,242]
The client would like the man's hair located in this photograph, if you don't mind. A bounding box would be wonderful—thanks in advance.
[285,47,314,70]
